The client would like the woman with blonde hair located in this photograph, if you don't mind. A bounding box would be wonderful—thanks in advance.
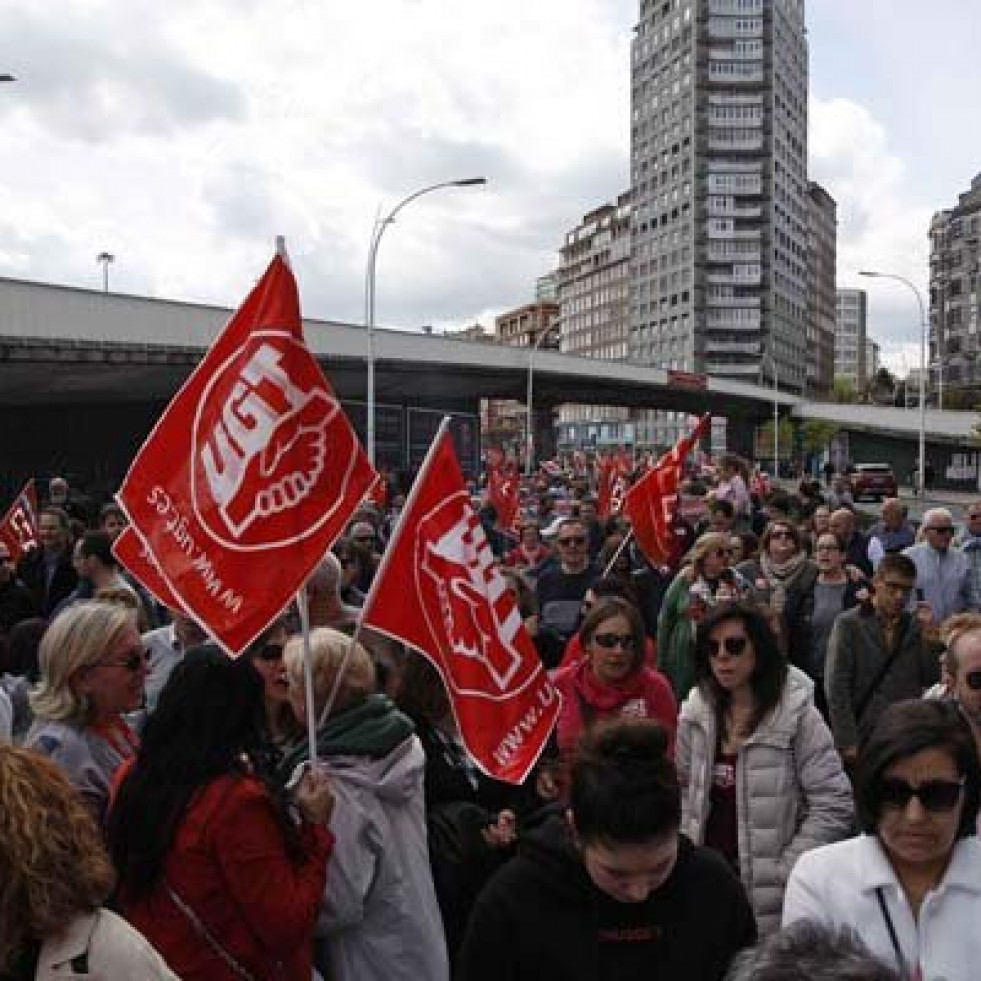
[26,600,147,824]
[0,744,177,978]
[280,627,449,981]
[656,532,751,699]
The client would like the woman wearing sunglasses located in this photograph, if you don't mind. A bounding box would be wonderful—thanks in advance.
[245,618,300,754]
[553,597,677,757]
[784,699,981,980]
[26,600,148,825]
[677,603,852,935]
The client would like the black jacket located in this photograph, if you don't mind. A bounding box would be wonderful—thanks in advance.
[16,549,78,618]
[458,816,756,981]
[0,577,38,633]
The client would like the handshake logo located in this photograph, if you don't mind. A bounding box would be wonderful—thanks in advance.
[192,332,352,550]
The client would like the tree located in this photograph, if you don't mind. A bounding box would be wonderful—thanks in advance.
[756,418,796,458]
[867,367,896,405]
[831,378,857,404]
[800,420,839,457]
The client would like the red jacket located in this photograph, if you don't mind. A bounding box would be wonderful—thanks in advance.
[551,661,678,754]
[120,774,332,981]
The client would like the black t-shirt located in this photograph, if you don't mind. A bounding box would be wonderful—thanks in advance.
[0,939,41,981]
[595,891,660,981]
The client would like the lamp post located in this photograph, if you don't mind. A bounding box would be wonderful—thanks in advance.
[767,348,779,479]
[525,321,559,477]
[96,252,114,293]
[0,74,14,83]
[363,177,487,465]
[859,270,927,495]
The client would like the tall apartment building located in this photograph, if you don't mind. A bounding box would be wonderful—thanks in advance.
[556,194,633,449]
[865,337,880,381]
[835,288,867,388]
[806,181,837,398]
[628,0,810,402]
[929,173,981,399]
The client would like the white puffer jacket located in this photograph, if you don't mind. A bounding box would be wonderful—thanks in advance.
[676,667,853,935]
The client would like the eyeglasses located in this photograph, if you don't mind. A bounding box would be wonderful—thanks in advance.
[965,669,981,691]
[558,536,586,547]
[0,555,11,564]
[879,777,965,813]
[770,529,794,540]
[927,526,955,535]
[256,643,284,662]
[710,549,729,558]
[353,535,375,543]
[92,648,151,672]
[814,543,841,552]
[592,632,635,651]
[708,635,749,658]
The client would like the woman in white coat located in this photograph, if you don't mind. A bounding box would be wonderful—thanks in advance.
[784,699,981,981]
[676,601,853,935]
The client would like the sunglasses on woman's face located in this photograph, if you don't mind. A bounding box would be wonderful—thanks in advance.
[878,777,965,813]
[256,643,284,662]
[707,635,749,658]
[592,632,635,651]
[92,648,151,672]
[965,669,981,691]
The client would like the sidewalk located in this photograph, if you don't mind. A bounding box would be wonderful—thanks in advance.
[897,485,980,507]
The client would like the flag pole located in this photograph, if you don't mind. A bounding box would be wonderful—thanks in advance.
[317,415,454,729]
[296,586,319,765]
[601,529,635,578]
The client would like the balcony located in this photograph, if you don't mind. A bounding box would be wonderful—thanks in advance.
[706,295,761,309]
[704,361,761,376]
[706,311,761,330]
[704,340,761,355]
[707,270,762,286]
[708,136,764,152]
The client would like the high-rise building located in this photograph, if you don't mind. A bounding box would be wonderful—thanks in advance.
[865,336,880,381]
[806,181,837,398]
[556,194,633,450]
[929,173,981,400]
[628,0,810,397]
[835,288,867,388]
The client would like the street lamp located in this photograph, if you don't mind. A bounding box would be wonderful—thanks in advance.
[96,252,114,293]
[525,322,560,477]
[859,270,927,495]
[363,177,487,465]
[767,347,779,479]
[0,75,15,83]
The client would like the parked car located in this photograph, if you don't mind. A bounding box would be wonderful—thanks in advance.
[846,463,898,501]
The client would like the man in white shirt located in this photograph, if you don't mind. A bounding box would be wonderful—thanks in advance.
[142,609,209,710]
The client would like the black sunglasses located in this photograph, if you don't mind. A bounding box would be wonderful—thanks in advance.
[965,669,981,691]
[256,643,284,662]
[558,536,586,546]
[592,632,635,650]
[93,648,151,672]
[708,635,749,658]
[928,526,955,535]
[878,777,965,813]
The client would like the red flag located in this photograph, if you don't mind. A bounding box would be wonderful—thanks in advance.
[487,466,520,532]
[112,526,188,613]
[596,455,616,518]
[368,476,389,509]
[623,414,710,568]
[361,425,560,784]
[0,480,40,563]
[117,254,378,655]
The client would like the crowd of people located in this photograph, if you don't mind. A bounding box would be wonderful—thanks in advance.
[2,460,981,980]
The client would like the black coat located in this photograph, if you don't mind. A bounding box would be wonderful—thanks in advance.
[0,577,38,634]
[16,549,78,618]
[458,816,756,981]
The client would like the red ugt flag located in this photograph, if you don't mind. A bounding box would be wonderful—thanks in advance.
[117,254,378,655]
[0,480,40,563]
[361,425,560,784]
[487,465,520,533]
[112,526,187,613]
[623,414,710,568]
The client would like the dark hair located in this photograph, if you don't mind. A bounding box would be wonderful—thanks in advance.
[737,531,759,560]
[397,650,450,725]
[78,530,115,567]
[709,499,735,519]
[108,645,299,897]
[99,503,126,525]
[765,491,795,516]
[694,602,788,740]
[578,597,647,675]
[570,718,680,845]
[2,618,46,681]
[855,699,981,838]
[587,576,638,604]
[874,553,917,583]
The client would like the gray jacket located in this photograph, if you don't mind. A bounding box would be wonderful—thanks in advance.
[825,605,939,750]
[903,541,979,621]
[676,668,853,936]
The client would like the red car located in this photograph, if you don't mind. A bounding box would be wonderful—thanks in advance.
[847,463,898,502]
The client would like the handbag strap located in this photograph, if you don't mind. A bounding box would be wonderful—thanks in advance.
[875,887,910,981]
[854,614,908,723]
[165,880,258,981]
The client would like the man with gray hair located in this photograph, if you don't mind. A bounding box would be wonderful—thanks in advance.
[939,613,981,757]
[727,921,899,981]
[306,551,360,632]
[903,507,979,625]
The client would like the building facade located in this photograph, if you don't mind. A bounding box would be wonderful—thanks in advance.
[930,173,981,404]
[835,288,867,388]
[628,0,810,409]
[806,181,837,398]
[865,337,880,381]
[555,194,634,449]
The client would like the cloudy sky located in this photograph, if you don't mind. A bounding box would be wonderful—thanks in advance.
[1,0,979,376]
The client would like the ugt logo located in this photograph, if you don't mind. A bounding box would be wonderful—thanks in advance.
[416,493,540,700]
[191,331,358,550]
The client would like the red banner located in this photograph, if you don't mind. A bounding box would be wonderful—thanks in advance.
[487,466,520,532]
[117,254,378,655]
[0,480,39,563]
[362,426,559,784]
[112,526,188,613]
[623,414,710,568]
